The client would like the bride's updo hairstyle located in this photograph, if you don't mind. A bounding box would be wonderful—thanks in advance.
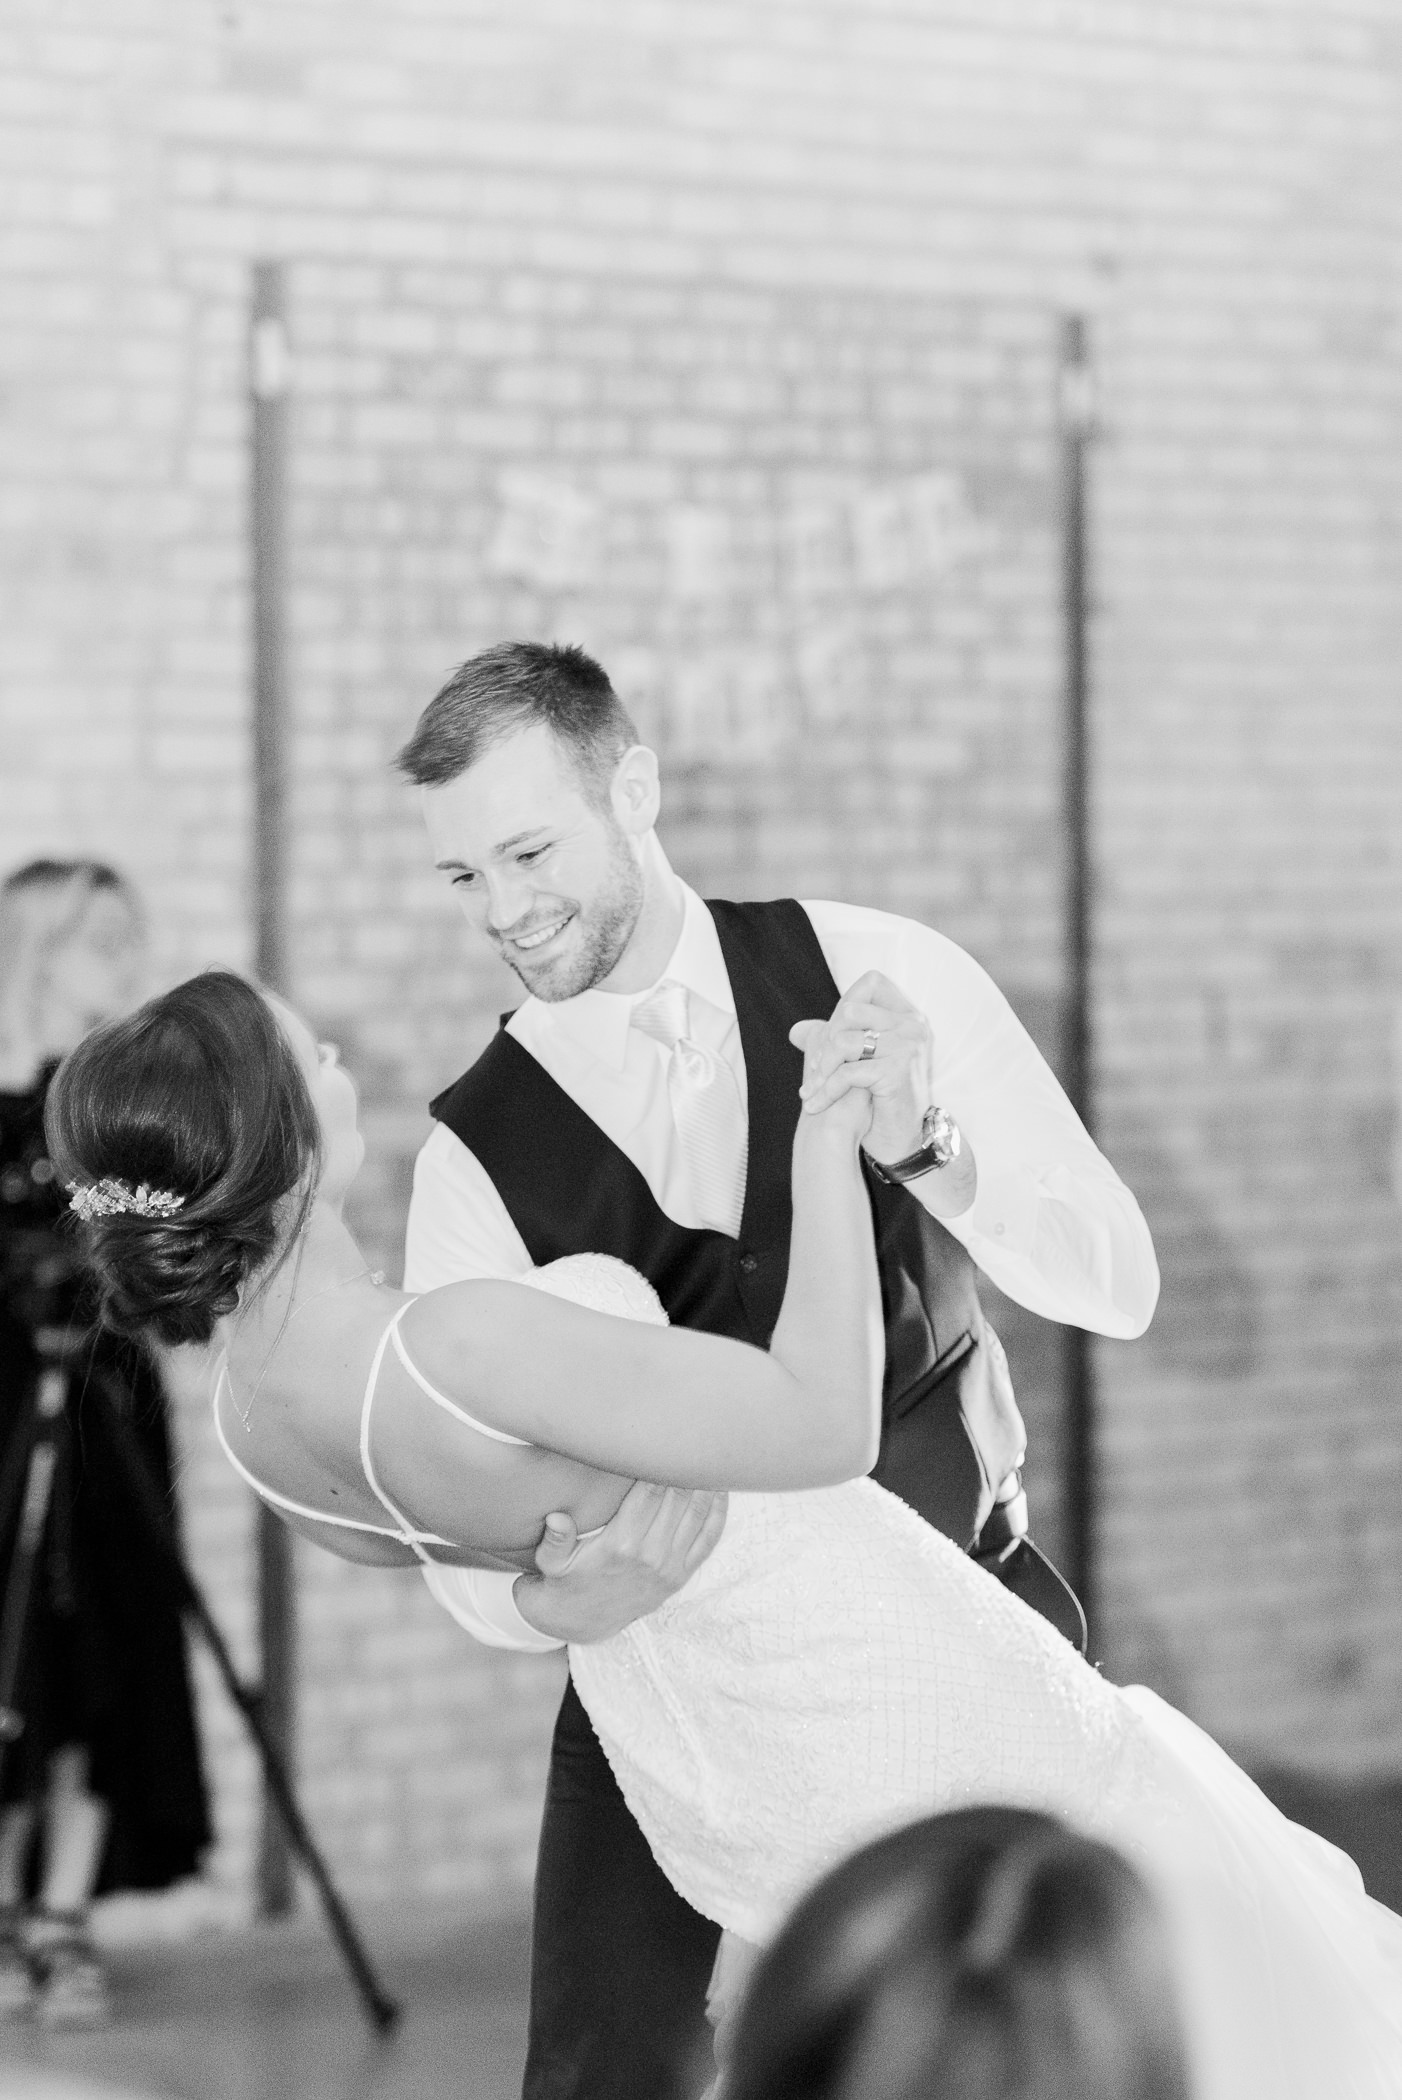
[45,969,322,1347]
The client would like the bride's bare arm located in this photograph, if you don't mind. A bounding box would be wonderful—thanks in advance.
[400,1111,883,1494]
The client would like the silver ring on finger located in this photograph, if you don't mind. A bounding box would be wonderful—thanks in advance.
[858,1029,880,1062]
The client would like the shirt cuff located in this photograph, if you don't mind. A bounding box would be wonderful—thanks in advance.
[420,1563,566,1653]
[923,1164,1041,1258]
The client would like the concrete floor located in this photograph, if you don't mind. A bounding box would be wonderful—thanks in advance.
[0,1770,1399,2100]
[0,1900,532,2100]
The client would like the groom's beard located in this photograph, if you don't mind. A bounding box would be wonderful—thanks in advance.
[492,825,644,1002]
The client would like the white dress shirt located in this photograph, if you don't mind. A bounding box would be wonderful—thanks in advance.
[407,843,1159,1651]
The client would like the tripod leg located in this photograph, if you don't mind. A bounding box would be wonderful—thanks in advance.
[86,1371,401,2035]
[0,1370,68,1790]
[180,1579,401,2031]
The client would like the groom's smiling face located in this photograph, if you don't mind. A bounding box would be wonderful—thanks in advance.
[422,722,647,1002]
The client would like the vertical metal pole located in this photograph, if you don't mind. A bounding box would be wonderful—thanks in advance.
[1057,315,1097,1645]
[250,260,297,1916]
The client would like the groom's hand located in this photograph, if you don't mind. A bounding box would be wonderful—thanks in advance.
[792,970,977,1218]
[512,1482,729,1645]
[795,971,933,1158]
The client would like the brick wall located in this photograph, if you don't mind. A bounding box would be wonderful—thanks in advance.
[3,0,1399,1909]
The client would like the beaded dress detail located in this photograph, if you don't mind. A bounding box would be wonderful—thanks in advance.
[514,1256,1402,2100]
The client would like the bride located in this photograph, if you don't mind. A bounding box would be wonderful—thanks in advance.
[46,969,1402,2097]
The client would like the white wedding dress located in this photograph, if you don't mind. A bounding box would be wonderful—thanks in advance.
[219,1248,1402,2089]
[417,1255,1402,2100]
[209,1243,1389,2097]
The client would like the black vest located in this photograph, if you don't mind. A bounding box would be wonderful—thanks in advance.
[430,899,986,1543]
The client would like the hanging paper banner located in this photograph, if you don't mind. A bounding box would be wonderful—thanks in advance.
[485,471,600,591]
[662,647,792,763]
[475,462,983,764]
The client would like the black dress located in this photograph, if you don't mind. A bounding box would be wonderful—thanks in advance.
[0,1069,211,1893]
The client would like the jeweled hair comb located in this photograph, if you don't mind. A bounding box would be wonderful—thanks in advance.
[67,1178,186,1223]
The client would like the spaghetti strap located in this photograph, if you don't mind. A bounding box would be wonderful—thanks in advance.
[362,1302,576,1553]
[214,1299,573,1563]
[389,1314,530,1447]
[211,1344,452,1547]
[360,1301,449,1561]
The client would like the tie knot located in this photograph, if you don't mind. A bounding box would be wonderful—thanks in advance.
[630,980,690,1053]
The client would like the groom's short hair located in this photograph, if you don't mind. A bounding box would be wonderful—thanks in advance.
[396,641,639,806]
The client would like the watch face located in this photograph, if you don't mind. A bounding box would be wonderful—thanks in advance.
[922,1107,960,1168]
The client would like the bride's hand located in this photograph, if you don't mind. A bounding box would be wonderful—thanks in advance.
[789,1019,875,1141]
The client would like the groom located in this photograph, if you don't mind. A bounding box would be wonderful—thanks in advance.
[397,642,1158,2100]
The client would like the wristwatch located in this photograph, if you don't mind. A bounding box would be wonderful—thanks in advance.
[865,1106,961,1185]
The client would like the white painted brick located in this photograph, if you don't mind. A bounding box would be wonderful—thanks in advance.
[4,0,1399,1915]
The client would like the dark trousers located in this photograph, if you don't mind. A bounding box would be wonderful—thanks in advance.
[523,1677,720,2100]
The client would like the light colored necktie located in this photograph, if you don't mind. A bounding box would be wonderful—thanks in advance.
[630,980,746,1236]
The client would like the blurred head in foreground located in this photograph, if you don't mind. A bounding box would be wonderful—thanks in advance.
[725,1805,1191,2100]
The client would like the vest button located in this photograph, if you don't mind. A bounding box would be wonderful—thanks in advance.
[738,1252,759,1275]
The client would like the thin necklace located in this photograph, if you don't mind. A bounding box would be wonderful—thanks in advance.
[225,1253,383,1434]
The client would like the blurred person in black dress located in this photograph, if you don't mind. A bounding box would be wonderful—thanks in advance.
[0,861,210,2027]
